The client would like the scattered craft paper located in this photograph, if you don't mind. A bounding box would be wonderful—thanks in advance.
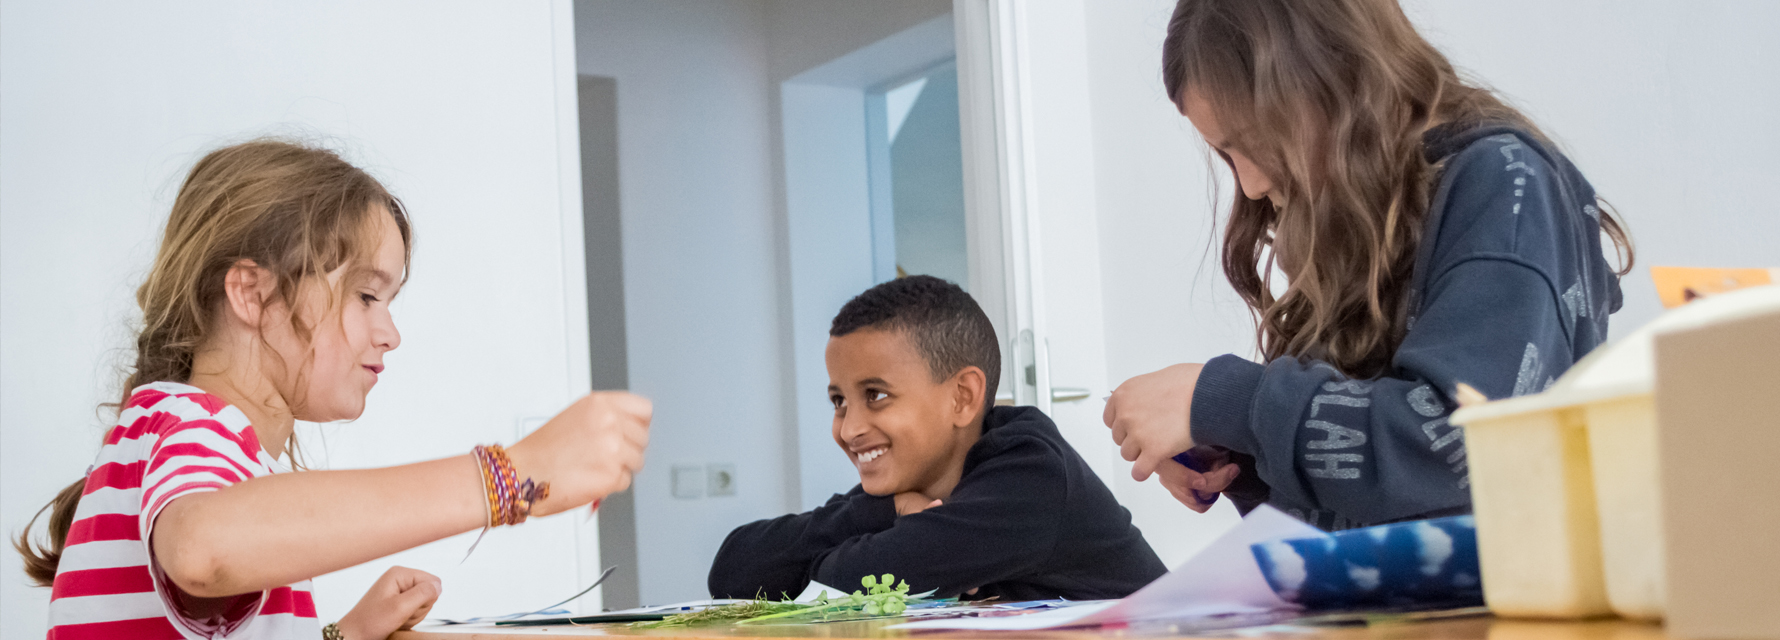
[793,580,844,603]
[1649,266,1778,308]
[451,580,893,626]
[890,505,1325,631]
[438,599,752,625]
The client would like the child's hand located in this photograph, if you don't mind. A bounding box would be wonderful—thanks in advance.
[893,492,942,516]
[1104,363,1203,482]
[510,392,652,517]
[337,566,441,639]
[1155,456,1240,513]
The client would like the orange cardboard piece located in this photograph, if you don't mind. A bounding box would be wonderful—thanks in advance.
[1656,308,1780,639]
[1649,266,1776,309]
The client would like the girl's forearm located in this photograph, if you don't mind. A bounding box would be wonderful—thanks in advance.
[153,455,485,597]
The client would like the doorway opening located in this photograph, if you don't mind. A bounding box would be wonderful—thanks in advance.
[779,14,988,509]
[866,60,969,287]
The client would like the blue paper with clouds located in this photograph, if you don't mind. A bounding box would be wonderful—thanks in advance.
[1249,515,1483,609]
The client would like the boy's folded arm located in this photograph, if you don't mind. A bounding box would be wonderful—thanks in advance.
[1194,257,1577,527]
[707,487,896,599]
[809,436,1068,597]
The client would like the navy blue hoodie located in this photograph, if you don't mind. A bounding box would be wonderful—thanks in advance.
[1189,123,1623,530]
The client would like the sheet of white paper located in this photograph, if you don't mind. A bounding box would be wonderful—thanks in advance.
[621,599,749,614]
[434,599,751,625]
[792,580,843,603]
[889,601,1120,631]
[890,505,1326,631]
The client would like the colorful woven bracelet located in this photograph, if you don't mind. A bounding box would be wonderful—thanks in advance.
[472,444,550,527]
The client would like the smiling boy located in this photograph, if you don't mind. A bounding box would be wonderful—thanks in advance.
[708,276,1165,601]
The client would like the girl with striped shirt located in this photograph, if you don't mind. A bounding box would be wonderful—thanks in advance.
[14,140,651,639]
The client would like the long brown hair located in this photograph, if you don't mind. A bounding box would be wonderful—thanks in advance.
[14,139,412,587]
[1163,0,1633,377]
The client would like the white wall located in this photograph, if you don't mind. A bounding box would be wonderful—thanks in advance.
[780,80,879,511]
[1402,0,1780,337]
[0,1,594,635]
[574,0,793,606]
[1074,0,1780,566]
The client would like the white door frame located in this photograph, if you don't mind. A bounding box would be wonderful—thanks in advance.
[955,0,1053,414]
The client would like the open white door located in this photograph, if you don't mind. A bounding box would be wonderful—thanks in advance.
[954,0,1113,479]
[954,0,1244,568]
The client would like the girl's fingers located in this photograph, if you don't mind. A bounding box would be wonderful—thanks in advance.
[1172,482,1212,512]
[1154,458,1188,484]
[1155,459,1216,511]
[394,579,441,629]
[1118,438,1141,463]
[1202,463,1242,493]
[1167,485,1208,512]
[1160,460,1202,491]
[1130,453,1162,482]
[383,566,417,590]
[389,566,440,596]
[621,444,647,474]
[605,393,654,423]
[403,606,433,630]
[621,422,651,448]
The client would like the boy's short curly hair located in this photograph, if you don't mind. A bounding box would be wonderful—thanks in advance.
[830,275,1001,410]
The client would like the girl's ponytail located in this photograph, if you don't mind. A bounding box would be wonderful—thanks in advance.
[13,479,87,587]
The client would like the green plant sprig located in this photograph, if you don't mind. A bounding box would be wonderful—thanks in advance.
[738,574,911,624]
[631,600,805,628]
[634,574,916,628]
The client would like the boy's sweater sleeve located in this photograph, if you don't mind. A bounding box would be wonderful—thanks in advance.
[811,435,1068,597]
[707,487,897,599]
[1190,145,1585,527]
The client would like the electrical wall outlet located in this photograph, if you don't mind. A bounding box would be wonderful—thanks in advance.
[707,463,736,497]
[671,465,705,499]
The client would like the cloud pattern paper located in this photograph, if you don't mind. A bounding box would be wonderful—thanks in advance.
[1250,515,1483,609]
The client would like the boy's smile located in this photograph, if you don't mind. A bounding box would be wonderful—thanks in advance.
[826,328,985,499]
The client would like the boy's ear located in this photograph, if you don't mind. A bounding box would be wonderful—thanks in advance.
[950,366,988,428]
[221,259,272,328]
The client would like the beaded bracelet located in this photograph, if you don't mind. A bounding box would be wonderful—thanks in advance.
[474,445,551,526]
[464,444,551,558]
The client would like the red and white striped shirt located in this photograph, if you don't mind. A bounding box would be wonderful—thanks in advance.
[48,382,319,639]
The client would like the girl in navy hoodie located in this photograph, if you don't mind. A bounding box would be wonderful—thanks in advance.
[1103,0,1635,530]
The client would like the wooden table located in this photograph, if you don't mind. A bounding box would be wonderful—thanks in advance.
[394,614,1667,640]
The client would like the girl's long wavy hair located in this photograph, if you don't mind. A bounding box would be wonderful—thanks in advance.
[1163,0,1633,378]
[13,139,412,587]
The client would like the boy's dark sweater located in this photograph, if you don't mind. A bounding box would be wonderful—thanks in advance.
[708,405,1167,601]
[1191,123,1624,531]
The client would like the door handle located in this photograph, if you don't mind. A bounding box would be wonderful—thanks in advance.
[1050,387,1090,403]
[996,387,1091,404]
